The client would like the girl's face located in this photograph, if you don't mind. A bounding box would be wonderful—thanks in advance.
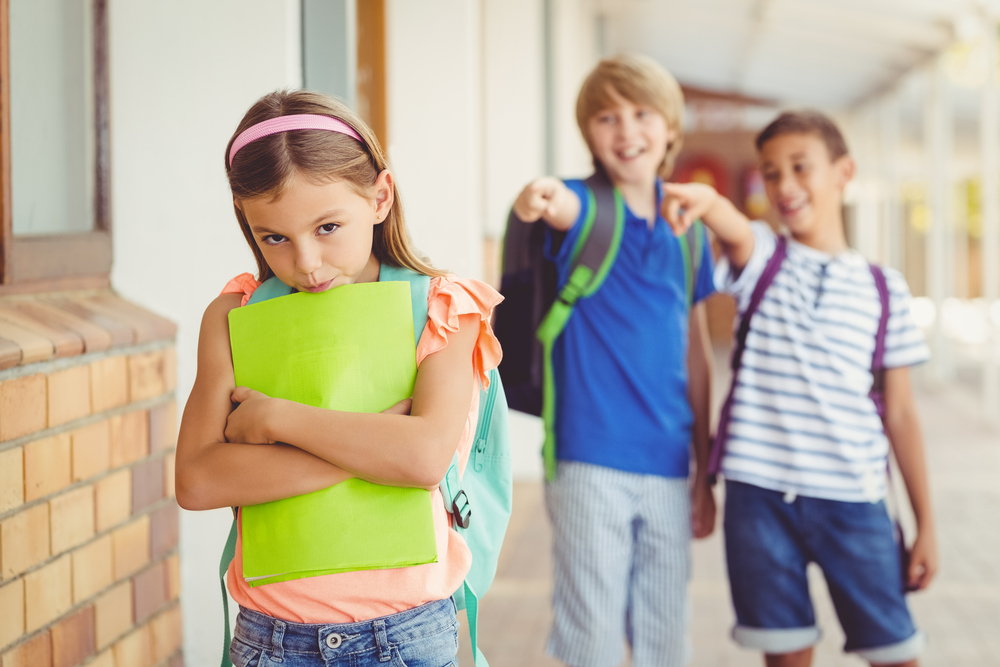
[587,86,674,188]
[239,170,393,292]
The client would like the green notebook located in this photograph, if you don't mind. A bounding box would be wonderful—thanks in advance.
[228,281,438,587]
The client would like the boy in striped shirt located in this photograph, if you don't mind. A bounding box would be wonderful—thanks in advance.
[662,111,937,667]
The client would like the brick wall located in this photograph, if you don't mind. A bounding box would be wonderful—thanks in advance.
[0,292,181,667]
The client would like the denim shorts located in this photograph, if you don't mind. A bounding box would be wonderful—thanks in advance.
[230,598,459,667]
[724,480,925,663]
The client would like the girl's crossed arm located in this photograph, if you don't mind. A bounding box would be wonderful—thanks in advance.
[176,295,351,510]
[223,313,480,491]
[176,296,478,511]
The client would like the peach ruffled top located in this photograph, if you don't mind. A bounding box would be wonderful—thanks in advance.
[219,272,503,623]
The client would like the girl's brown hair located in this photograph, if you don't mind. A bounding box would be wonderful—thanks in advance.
[575,53,685,180]
[225,90,444,281]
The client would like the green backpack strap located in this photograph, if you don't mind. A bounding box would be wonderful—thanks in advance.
[219,511,238,667]
[378,263,430,342]
[679,221,705,308]
[218,266,431,666]
[246,276,294,305]
[536,173,625,481]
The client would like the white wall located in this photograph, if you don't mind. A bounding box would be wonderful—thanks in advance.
[550,0,600,176]
[107,1,301,664]
[482,0,547,237]
[481,0,549,480]
[385,0,484,280]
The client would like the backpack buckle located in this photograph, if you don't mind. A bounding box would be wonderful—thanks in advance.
[450,490,472,529]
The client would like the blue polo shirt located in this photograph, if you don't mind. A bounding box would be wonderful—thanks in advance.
[546,178,715,478]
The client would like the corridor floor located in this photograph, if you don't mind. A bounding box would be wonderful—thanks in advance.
[457,385,1000,666]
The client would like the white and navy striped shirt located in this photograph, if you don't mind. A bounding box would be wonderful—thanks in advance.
[715,223,930,503]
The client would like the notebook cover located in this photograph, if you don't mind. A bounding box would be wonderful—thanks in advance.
[228,281,438,585]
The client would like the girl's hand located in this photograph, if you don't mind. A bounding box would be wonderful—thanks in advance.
[661,182,720,236]
[906,527,938,591]
[226,386,279,445]
[691,476,716,539]
[382,398,412,415]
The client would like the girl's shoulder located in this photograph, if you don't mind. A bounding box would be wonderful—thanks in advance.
[427,274,502,311]
[220,272,261,307]
[421,274,504,384]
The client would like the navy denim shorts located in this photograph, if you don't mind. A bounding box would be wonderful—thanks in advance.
[230,598,459,667]
[723,480,924,663]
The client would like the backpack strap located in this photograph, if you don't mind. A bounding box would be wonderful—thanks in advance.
[868,264,912,592]
[536,172,625,480]
[377,263,431,345]
[219,510,238,667]
[709,236,788,480]
[679,221,705,308]
[869,264,890,420]
[246,276,294,305]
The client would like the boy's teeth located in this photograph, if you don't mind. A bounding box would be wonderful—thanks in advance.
[622,147,641,158]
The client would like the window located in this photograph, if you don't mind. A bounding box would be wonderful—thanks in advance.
[0,0,110,291]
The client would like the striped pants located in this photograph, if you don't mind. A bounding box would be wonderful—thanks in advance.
[544,461,692,667]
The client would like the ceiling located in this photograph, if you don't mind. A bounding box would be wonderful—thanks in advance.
[600,0,1000,109]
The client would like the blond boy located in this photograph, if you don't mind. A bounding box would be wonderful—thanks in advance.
[512,54,716,667]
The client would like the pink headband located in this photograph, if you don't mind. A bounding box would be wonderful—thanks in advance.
[228,114,363,167]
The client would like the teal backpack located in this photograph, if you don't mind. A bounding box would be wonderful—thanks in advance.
[218,264,513,667]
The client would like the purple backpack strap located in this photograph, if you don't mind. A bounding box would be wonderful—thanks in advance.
[709,236,788,479]
[869,264,890,419]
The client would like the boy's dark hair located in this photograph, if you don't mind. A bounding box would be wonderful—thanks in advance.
[755,110,849,161]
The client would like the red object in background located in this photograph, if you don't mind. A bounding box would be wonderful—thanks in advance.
[743,165,769,218]
[673,154,730,198]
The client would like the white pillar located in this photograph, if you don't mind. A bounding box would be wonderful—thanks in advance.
[854,107,882,262]
[954,180,970,300]
[981,10,1000,420]
[880,93,903,270]
[926,58,953,383]
[548,0,600,175]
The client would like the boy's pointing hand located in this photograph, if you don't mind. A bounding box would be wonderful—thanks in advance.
[514,177,566,223]
[662,182,719,236]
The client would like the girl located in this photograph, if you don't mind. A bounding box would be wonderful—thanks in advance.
[176,90,502,667]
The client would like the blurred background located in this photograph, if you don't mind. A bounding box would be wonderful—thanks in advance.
[1,1,998,666]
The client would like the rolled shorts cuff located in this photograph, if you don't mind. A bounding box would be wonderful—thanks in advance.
[731,625,821,654]
[852,631,926,664]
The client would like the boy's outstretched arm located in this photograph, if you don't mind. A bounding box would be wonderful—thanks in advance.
[688,301,716,538]
[512,177,581,231]
[662,183,755,271]
[883,366,938,591]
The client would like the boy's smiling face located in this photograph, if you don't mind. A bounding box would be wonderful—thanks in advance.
[587,86,675,189]
[759,132,855,242]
